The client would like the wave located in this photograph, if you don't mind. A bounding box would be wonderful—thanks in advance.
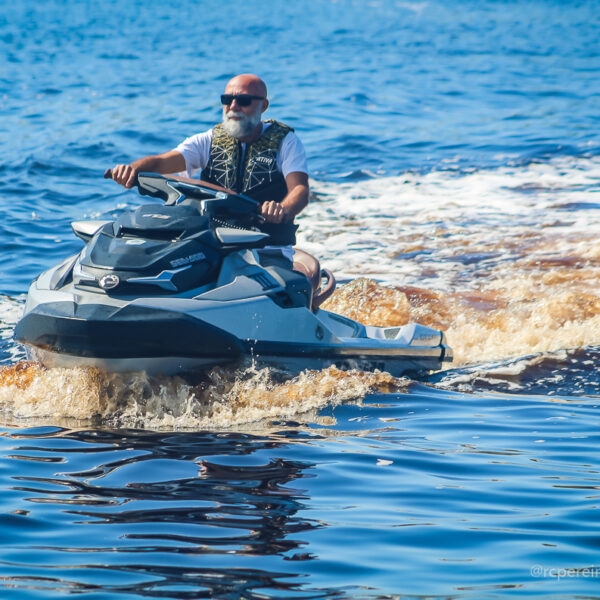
[1,157,598,426]
[309,157,600,365]
[429,346,600,397]
[0,361,403,430]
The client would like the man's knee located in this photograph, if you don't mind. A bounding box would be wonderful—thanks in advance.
[257,249,293,270]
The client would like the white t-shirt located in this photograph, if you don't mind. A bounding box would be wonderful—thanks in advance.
[174,122,308,179]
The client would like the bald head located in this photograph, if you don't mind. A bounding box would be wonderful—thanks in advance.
[224,74,268,98]
[221,74,269,142]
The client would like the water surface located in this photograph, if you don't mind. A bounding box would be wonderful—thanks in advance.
[0,0,599,598]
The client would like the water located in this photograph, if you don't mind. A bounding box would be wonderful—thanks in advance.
[1,0,599,597]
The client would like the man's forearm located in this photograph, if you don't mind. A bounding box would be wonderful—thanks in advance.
[281,184,310,220]
[129,155,163,173]
[130,151,186,175]
[110,151,186,188]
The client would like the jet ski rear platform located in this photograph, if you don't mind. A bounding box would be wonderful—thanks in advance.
[15,173,452,377]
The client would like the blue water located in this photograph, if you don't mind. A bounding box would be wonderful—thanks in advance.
[1,0,600,597]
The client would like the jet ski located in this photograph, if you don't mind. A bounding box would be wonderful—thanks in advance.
[14,173,453,376]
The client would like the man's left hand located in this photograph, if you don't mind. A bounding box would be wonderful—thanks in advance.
[261,201,288,223]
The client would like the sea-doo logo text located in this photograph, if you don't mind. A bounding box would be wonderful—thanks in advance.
[99,274,120,290]
[170,252,206,268]
[146,214,170,220]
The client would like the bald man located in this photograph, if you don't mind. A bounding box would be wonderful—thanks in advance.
[109,74,309,267]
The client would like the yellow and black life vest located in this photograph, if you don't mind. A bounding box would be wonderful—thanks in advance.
[203,119,297,244]
[204,119,290,199]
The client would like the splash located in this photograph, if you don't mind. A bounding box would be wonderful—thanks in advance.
[322,267,600,366]
[0,361,47,390]
[308,157,600,366]
[321,278,410,326]
[447,269,600,364]
[0,361,404,429]
[300,156,600,290]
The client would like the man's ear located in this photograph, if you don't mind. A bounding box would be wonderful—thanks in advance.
[261,98,269,113]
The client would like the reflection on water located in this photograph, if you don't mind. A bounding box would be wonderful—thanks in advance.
[1,428,327,598]
[2,385,600,599]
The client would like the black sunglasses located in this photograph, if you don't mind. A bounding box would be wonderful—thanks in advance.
[220,94,265,107]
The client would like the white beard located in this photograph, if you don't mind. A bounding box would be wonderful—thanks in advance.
[222,106,262,139]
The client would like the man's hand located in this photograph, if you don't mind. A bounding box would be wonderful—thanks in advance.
[261,201,288,223]
[110,164,139,188]
[107,152,186,188]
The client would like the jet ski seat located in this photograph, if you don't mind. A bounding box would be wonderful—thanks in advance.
[293,248,336,310]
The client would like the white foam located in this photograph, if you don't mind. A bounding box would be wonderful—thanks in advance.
[0,362,405,430]
[300,156,600,289]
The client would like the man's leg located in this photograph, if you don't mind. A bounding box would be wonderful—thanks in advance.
[257,248,294,270]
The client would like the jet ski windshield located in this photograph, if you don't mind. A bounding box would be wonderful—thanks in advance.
[115,204,209,241]
[138,172,257,211]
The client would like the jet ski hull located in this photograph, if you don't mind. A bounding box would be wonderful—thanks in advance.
[24,345,448,378]
[16,293,451,377]
[15,301,244,361]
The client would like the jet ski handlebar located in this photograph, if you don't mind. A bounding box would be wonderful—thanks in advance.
[104,170,264,224]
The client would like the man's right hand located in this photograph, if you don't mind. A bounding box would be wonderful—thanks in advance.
[110,164,139,188]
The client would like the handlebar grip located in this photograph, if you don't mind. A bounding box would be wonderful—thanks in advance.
[104,168,138,187]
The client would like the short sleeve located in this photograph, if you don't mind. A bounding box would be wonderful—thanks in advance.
[277,132,308,178]
[173,129,213,177]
